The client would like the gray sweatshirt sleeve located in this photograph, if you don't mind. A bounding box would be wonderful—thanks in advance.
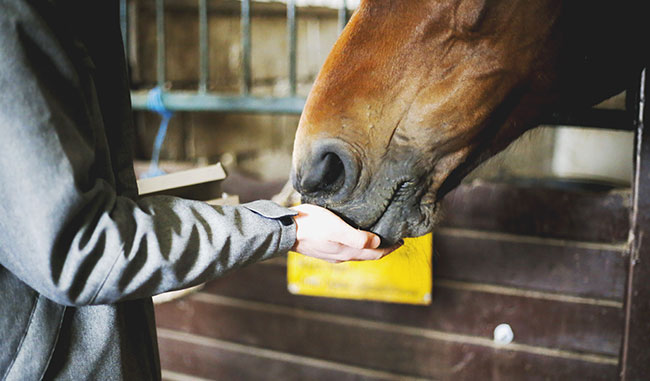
[0,1,297,307]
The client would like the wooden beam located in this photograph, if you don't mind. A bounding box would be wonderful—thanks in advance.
[136,162,226,199]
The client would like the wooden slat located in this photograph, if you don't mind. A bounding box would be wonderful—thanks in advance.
[434,228,627,300]
[162,369,213,381]
[440,181,630,243]
[158,263,624,357]
[137,163,226,196]
[158,330,424,381]
[155,296,618,380]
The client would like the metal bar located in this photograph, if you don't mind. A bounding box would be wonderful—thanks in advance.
[131,90,305,114]
[337,0,348,33]
[199,0,209,93]
[620,68,650,380]
[241,0,252,95]
[156,0,166,88]
[287,0,297,96]
[119,0,128,57]
[131,89,634,127]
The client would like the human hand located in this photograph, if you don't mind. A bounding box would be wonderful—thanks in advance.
[290,204,401,263]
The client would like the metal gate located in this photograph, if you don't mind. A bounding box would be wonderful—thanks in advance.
[120,0,350,114]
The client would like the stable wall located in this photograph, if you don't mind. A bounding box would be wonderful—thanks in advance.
[124,1,636,379]
[154,180,629,380]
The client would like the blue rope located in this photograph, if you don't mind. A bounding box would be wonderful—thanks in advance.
[142,86,173,178]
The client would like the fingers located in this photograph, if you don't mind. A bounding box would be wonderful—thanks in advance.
[313,206,381,249]
[291,203,402,263]
[293,203,382,249]
[320,241,402,262]
[336,228,382,250]
[348,242,402,261]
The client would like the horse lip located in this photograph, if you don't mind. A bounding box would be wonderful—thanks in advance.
[305,177,420,246]
[369,208,405,247]
[366,179,418,246]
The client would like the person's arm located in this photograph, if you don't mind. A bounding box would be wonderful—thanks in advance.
[0,2,393,307]
[0,3,293,307]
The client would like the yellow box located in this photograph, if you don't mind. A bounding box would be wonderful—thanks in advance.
[287,233,432,305]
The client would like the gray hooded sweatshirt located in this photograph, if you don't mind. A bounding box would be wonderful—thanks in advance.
[0,1,297,379]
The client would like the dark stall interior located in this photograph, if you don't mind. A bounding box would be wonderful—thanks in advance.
[119,0,649,380]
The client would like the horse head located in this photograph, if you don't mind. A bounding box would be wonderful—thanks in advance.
[291,0,643,245]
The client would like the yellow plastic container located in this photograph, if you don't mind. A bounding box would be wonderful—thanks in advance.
[287,233,433,305]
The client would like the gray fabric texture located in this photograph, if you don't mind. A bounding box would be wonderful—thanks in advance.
[0,0,297,379]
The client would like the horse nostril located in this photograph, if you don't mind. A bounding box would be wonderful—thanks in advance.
[300,152,345,194]
[295,139,358,198]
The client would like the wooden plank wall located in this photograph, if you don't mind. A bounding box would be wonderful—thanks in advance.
[154,180,631,380]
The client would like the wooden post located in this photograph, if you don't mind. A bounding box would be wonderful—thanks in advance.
[620,68,650,380]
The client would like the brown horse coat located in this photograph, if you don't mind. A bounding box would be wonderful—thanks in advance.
[292,0,647,245]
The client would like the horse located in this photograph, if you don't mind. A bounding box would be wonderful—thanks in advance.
[290,0,648,246]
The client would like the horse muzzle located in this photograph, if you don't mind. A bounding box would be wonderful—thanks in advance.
[292,138,361,203]
[292,140,435,246]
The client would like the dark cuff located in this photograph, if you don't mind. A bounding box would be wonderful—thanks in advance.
[242,200,297,255]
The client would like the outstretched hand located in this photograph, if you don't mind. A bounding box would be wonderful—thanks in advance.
[290,204,401,263]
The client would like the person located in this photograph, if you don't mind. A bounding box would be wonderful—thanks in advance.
[0,1,397,379]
